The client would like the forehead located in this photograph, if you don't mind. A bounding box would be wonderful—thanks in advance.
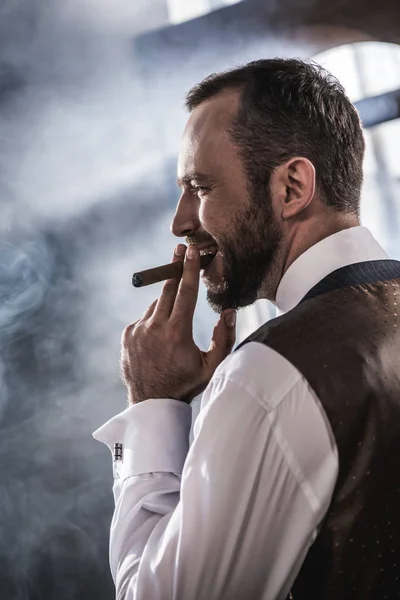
[178,89,241,177]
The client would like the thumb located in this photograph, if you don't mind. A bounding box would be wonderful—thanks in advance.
[206,310,237,370]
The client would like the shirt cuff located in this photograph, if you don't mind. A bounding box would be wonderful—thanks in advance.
[92,399,192,478]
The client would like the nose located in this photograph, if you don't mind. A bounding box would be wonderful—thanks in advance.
[170,192,200,238]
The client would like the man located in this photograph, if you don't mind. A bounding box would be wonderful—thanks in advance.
[93,59,400,599]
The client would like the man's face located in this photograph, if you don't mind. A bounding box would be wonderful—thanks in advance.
[171,90,282,313]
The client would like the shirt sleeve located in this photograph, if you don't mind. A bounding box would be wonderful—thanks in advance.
[93,399,192,504]
[93,342,338,600]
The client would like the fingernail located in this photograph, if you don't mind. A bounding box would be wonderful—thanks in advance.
[225,311,236,327]
[175,244,185,256]
[187,245,197,259]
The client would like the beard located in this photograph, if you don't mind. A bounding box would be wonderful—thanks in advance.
[206,186,282,314]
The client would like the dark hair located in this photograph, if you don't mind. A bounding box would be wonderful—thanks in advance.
[186,58,365,214]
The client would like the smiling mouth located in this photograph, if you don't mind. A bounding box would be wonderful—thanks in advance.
[198,246,219,272]
[199,244,218,257]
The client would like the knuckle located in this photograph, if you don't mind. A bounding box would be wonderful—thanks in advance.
[121,326,131,345]
[121,320,141,345]
[145,319,160,333]
[179,283,196,298]
[162,281,177,295]
[227,337,236,349]
[227,330,236,345]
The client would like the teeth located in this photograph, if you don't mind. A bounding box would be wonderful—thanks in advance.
[199,246,218,256]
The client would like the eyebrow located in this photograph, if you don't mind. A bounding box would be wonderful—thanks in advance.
[177,172,212,188]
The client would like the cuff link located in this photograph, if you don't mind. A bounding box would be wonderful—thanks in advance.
[113,443,123,479]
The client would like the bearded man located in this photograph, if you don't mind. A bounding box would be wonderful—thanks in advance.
[94,59,400,600]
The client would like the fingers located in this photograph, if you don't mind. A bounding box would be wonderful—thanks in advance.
[170,244,200,326]
[121,299,158,346]
[121,319,140,346]
[142,299,158,319]
[152,245,186,320]
[206,310,237,370]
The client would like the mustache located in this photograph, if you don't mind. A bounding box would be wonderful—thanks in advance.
[185,235,217,246]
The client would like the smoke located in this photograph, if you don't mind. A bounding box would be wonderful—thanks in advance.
[0,2,223,598]
[1,0,366,597]
[0,238,52,339]
[0,221,114,598]
[0,1,167,226]
[0,2,173,599]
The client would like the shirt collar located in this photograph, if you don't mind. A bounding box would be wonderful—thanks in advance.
[275,226,389,314]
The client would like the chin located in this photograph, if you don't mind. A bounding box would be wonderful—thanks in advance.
[206,284,259,314]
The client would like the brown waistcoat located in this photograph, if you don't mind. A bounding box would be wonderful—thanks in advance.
[236,260,400,599]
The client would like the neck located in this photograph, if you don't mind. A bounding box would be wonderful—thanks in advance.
[262,211,360,303]
[282,212,360,276]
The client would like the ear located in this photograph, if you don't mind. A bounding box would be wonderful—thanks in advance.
[273,157,316,221]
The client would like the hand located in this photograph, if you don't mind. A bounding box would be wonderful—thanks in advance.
[120,244,237,404]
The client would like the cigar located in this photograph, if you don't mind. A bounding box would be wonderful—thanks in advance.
[132,253,216,288]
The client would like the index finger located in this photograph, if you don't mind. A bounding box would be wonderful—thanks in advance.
[152,245,185,321]
[170,245,200,326]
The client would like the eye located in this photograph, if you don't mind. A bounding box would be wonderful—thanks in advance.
[191,184,209,195]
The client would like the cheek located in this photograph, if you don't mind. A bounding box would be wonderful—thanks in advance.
[198,196,228,236]
[199,199,217,231]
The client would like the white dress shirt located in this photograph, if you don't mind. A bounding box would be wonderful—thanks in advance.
[93,226,389,600]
